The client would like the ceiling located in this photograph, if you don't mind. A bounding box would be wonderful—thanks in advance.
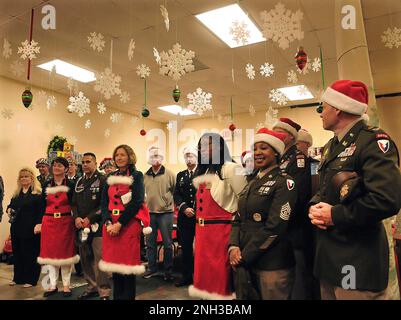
[0,0,400,123]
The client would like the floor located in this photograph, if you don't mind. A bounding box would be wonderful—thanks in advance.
[0,261,192,300]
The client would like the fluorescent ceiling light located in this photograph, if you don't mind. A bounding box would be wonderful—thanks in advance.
[36,59,96,83]
[278,85,314,101]
[195,4,265,48]
[158,105,197,116]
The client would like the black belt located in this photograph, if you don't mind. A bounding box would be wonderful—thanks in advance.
[196,218,232,226]
[44,212,71,218]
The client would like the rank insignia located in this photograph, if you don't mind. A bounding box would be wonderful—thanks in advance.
[377,139,390,153]
[253,213,262,222]
[340,184,349,199]
[280,202,291,221]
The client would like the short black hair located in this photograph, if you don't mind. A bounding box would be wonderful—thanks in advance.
[83,152,96,160]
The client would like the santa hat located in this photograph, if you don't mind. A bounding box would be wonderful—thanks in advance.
[148,146,164,161]
[297,129,313,146]
[252,128,286,156]
[273,118,301,140]
[240,151,252,165]
[321,80,369,119]
[99,157,115,170]
[183,146,198,157]
[36,158,49,168]
[136,204,152,235]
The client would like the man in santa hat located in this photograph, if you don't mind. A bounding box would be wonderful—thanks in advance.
[240,150,255,176]
[173,146,198,287]
[309,79,401,299]
[273,117,315,299]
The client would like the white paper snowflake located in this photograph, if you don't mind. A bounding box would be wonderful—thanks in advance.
[84,119,92,129]
[1,108,14,120]
[104,128,111,138]
[260,62,275,77]
[312,57,321,72]
[245,63,256,80]
[381,27,401,49]
[69,136,78,145]
[128,39,135,61]
[260,3,304,50]
[269,89,288,106]
[297,86,309,97]
[265,105,279,129]
[110,112,124,124]
[68,91,90,117]
[136,64,150,79]
[53,124,64,134]
[166,121,173,131]
[97,102,107,114]
[287,70,298,84]
[159,43,195,81]
[160,5,170,32]
[3,38,12,59]
[131,116,139,125]
[296,60,310,75]
[187,88,213,115]
[36,90,47,106]
[229,20,250,46]
[46,95,57,110]
[249,105,256,117]
[10,60,24,77]
[17,39,40,60]
[88,32,105,52]
[120,91,130,104]
[153,47,161,66]
[94,67,122,100]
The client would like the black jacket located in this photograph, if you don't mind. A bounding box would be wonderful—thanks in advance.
[173,169,196,214]
[7,188,44,238]
[229,167,298,271]
[0,176,4,222]
[310,120,401,291]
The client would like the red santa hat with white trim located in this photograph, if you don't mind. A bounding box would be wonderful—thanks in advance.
[273,118,302,140]
[321,80,369,122]
[297,129,313,145]
[252,128,286,156]
[240,151,252,166]
[136,204,152,235]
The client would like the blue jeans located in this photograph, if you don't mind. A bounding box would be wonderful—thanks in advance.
[146,212,173,272]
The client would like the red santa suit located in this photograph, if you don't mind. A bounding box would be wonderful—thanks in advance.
[99,171,151,275]
[38,180,79,266]
[189,162,247,300]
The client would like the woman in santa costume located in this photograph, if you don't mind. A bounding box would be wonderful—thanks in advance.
[99,144,151,300]
[189,133,247,300]
[35,157,79,298]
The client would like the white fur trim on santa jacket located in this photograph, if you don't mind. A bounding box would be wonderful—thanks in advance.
[37,255,80,266]
[188,285,236,300]
[98,259,145,275]
[45,185,70,195]
[192,162,247,214]
[107,175,134,186]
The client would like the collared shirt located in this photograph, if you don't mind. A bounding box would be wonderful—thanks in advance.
[337,117,363,142]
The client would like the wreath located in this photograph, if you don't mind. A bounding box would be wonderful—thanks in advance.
[47,135,67,155]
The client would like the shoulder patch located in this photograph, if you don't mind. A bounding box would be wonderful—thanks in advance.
[297,158,305,168]
[376,133,390,140]
[377,139,390,153]
[286,179,295,191]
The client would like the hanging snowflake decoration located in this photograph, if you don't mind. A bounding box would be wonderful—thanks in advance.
[269,89,288,106]
[1,108,14,120]
[36,90,47,106]
[97,102,107,114]
[153,47,161,66]
[120,91,130,104]
[229,20,250,46]
[3,38,12,59]
[10,60,24,77]
[68,91,91,117]
[312,57,321,72]
[131,116,139,126]
[260,3,304,50]
[17,39,40,60]
[249,104,256,117]
[87,32,105,52]
[287,70,298,84]
[265,105,279,128]
[110,112,124,124]
[136,64,150,79]
[187,87,213,115]
[46,95,57,110]
[84,119,92,129]
[94,67,122,100]
[297,86,309,97]
[104,128,111,138]
[160,5,170,32]
[260,62,275,77]
[128,39,135,61]
[166,121,174,131]
[296,60,310,75]
[381,27,401,49]
[245,63,256,80]
[159,43,195,81]
[69,136,78,145]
